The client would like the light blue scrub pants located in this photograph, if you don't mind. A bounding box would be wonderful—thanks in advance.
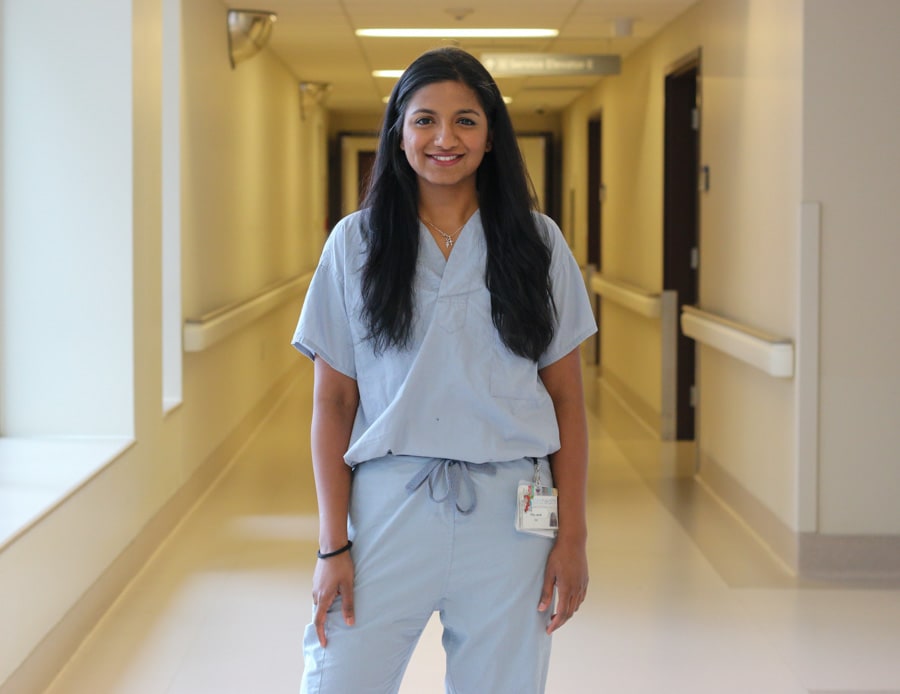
[300,455,555,694]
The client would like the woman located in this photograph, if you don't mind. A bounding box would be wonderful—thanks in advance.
[292,46,596,694]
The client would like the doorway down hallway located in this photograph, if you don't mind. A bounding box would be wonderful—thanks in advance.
[45,362,900,694]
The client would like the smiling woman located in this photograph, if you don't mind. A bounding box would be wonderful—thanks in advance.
[291,46,596,694]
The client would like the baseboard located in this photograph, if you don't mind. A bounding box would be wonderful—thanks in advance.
[0,369,301,694]
[697,451,798,572]
[699,451,900,582]
[799,532,900,582]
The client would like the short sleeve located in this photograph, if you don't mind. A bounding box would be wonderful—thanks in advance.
[291,221,358,379]
[536,215,598,369]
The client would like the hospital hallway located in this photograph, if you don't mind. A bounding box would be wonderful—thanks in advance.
[4,0,900,692]
[40,361,900,694]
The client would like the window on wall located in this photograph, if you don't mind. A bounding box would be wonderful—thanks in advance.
[1,0,135,439]
[0,0,136,545]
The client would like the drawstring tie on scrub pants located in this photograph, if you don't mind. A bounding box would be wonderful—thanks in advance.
[405,459,496,514]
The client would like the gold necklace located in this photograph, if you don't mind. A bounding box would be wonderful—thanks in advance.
[421,217,465,248]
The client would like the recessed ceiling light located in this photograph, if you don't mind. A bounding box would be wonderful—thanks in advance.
[373,70,406,78]
[356,28,558,39]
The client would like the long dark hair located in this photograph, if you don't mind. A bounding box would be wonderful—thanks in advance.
[360,46,555,361]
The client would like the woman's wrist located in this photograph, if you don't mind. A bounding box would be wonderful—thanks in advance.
[317,540,353,559]
[555,523,587,545]
[317,535,350,554]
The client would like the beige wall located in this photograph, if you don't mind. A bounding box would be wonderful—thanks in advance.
[179,0,326,473]
[564,0,900,556]
[803,0,900,535]
[0,0,328,685]
[562,0,804,536]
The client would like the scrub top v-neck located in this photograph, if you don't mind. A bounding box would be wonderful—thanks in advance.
[292,209,597,466]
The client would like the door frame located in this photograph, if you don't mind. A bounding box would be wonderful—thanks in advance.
[587,114,603,366]
[663,49,702,441]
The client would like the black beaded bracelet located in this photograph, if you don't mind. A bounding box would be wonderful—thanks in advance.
[317,540,352,559]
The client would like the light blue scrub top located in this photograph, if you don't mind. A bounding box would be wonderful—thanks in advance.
[292,210,597,466]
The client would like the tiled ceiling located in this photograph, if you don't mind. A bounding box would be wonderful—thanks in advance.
[224,0,700,114]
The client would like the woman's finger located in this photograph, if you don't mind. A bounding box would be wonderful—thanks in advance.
[313,591,333,647]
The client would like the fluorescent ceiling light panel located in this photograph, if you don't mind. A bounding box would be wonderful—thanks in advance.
[357,28,558,39]
[373,70,406,78]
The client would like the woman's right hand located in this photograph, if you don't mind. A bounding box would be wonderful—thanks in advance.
[309,357,359,648]
[311,552,355,647]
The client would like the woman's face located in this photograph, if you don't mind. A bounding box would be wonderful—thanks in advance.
[400,80,492,194]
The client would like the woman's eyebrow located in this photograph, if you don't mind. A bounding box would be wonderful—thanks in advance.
[408,107,483,116]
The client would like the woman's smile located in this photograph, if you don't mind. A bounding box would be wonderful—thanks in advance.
[429,153,464,164]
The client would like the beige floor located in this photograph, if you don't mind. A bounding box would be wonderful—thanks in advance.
[46,362,900,694]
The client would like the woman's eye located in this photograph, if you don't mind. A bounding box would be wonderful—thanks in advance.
[414,117,433,126]
[458,118,476,126]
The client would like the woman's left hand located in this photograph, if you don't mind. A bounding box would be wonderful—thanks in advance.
[538,537,589,634]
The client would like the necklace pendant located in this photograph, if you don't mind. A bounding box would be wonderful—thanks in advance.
[445,238,453,248]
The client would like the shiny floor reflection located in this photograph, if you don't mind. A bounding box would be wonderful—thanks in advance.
[46,362,900,693]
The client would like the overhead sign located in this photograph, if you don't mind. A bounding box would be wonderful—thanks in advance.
[481,53,621,77]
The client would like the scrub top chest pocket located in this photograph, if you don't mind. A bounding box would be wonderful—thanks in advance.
[437,295,468,333]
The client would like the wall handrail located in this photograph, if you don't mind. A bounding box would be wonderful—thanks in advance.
[680,305,794,378]
[589,273,661,318]
[183,271,314,352]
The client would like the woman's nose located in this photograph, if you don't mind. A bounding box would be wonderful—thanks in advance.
[434,125,458,147]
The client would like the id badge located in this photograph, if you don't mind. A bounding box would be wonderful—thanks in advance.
[515,459,558,538]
